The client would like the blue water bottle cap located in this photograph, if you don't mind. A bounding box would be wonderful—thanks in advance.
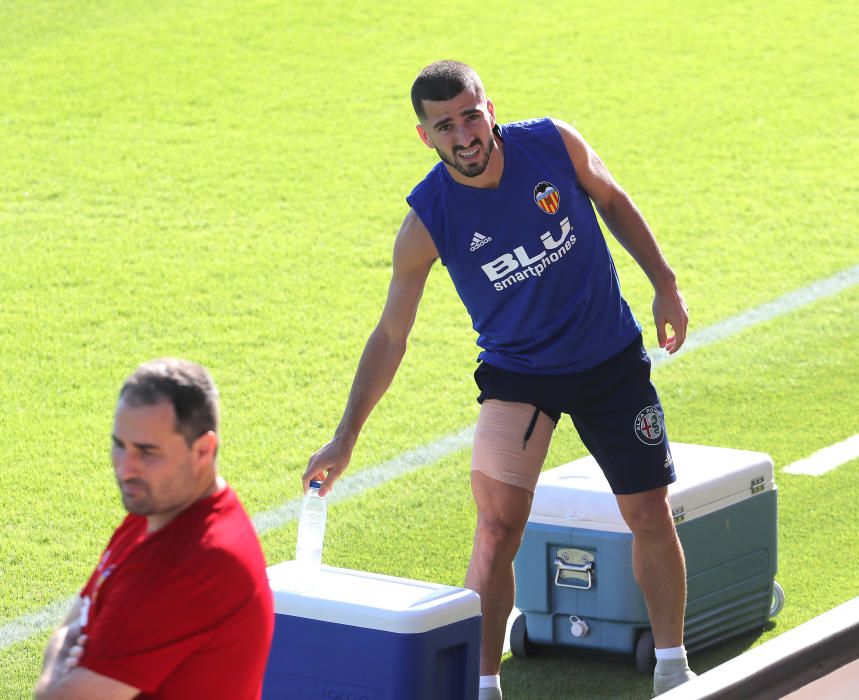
[309,480,322,490]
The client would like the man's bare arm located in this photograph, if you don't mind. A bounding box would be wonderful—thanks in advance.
[303,209,438,495]
[35,667,140,700]
[552,119,689,352]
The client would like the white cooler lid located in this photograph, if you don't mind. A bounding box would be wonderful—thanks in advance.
[529,442,775,532]
[267,561,481,634]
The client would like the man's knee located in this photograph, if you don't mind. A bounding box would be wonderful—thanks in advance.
[616,487,676,538]
[473,514,527,566]
[470,474,532,559]
[476,511,526,544]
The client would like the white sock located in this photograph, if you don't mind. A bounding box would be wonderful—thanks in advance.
[655,645,688,662]
[479,674,501,689]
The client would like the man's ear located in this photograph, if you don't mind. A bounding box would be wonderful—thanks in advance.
[487,99,496,128]
[416,124,434,149]
[193,431,218,466]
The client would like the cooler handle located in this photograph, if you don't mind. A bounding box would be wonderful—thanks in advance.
[554,558,593,590]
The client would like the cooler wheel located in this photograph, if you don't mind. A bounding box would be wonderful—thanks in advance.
[509,612,533,658]
[635,628,655,673]
[770,580,785,617]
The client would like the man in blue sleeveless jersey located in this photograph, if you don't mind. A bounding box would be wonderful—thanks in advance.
[304,61,694,697]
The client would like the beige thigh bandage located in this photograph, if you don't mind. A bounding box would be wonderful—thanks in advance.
[471,399,555,492]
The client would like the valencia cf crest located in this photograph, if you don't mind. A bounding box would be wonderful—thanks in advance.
[534,181,560,214]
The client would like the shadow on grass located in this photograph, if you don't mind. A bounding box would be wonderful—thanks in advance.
[499,625,774,700]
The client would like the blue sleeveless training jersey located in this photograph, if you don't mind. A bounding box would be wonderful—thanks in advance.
[406,118,641,374]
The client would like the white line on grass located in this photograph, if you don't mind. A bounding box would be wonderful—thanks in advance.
[0,597,77,651]
[782,434,859,476]
[252,426,476,534]
[2,263,858,652]
[656,264,859,365]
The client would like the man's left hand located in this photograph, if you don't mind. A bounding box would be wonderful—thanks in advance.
[653,287,689,353]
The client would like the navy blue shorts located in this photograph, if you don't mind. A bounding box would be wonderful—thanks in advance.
[474,335,675,495]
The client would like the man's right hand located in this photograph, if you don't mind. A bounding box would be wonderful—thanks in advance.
[63,634,88,671]
[303,436,355,497]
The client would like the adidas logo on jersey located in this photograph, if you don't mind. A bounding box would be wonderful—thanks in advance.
[470,232,492,252]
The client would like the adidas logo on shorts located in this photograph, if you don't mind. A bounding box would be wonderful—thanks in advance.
[470,232,492,252]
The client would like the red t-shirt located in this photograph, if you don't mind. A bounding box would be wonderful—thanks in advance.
[79,485,274,700]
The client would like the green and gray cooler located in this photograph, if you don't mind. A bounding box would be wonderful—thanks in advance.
[511,442,784,671]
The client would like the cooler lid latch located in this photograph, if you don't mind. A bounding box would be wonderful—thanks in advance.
[751,475,767,494]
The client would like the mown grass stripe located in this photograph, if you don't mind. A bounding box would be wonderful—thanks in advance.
[2,263,857,652]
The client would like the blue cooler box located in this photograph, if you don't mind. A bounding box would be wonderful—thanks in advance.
[512,443,783,670]
[263,562,481,699]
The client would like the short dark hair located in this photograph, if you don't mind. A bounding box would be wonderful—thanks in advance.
[411,60,485,120]
[119,358,219,447]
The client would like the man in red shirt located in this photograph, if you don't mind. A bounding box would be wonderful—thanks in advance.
[35,358,274,700]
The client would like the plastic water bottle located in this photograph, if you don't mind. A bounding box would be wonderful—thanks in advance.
[294,480,327,588]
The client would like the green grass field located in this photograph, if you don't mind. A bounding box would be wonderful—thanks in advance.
[1,1,857,697]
